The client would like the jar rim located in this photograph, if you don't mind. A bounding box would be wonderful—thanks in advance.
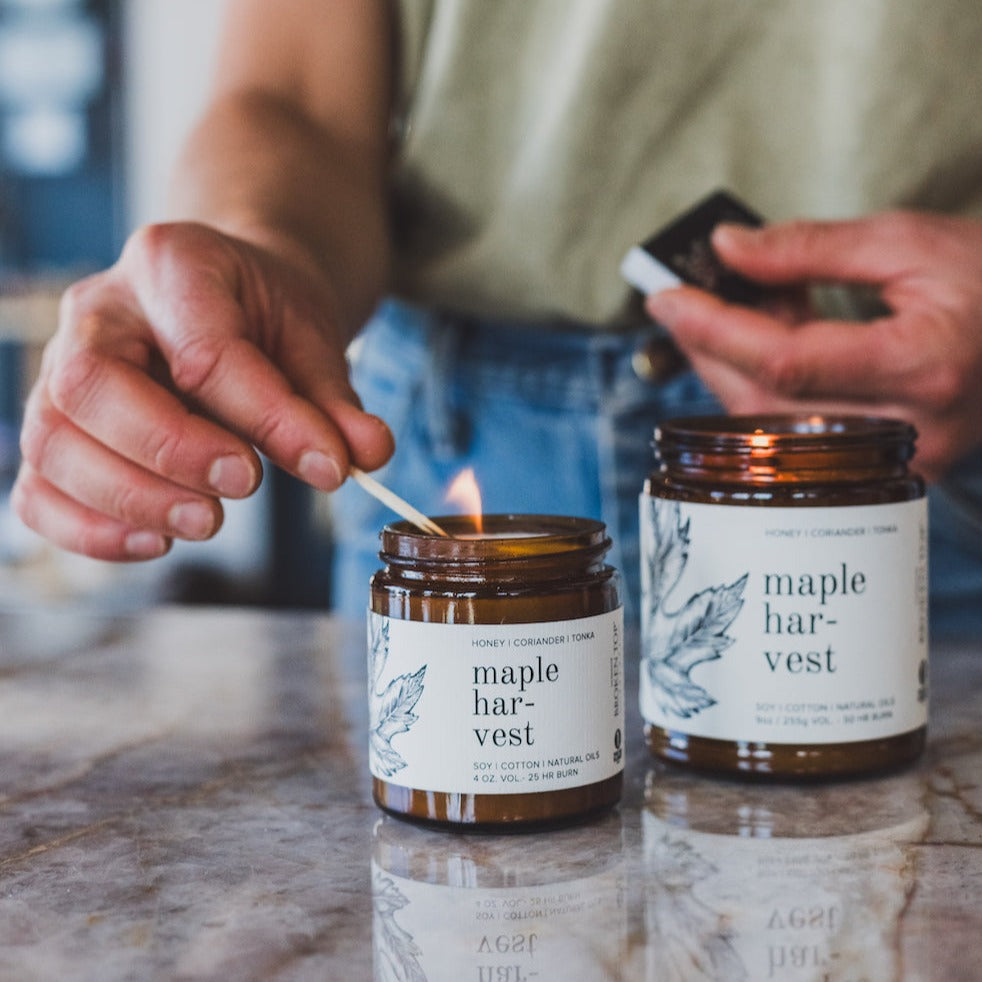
[380,514,608,563]
[655,413,916,450]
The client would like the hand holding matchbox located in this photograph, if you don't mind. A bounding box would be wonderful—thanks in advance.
[620,189,777,307]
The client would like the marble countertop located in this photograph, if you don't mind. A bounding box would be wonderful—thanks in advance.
[1,604,980,981]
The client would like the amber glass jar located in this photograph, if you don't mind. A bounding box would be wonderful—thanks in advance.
[368,514,624,830]
[640,415,928,778]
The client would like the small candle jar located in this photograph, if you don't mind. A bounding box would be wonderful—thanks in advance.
[640,415,928,778]
[368,514,624,830]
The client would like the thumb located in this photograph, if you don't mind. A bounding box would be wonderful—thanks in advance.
[711,213,920,287]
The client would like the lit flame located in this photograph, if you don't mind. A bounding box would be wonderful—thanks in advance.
[445,468,483,533]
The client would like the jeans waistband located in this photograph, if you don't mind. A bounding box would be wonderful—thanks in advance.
[358,299,677,407]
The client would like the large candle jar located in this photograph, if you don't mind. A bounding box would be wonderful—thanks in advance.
[640,415,928,778]
[368,514,624,829]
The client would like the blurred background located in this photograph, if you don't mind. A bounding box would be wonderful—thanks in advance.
[0,0,333,610]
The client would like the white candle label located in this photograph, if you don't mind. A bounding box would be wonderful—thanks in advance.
[639,497,929,743]
[368,609,625,794]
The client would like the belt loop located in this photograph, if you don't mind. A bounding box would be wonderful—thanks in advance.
[424,313,470,459]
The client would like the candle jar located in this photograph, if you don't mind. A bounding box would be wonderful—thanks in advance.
[368,514,624,830]
[640,415,928,778]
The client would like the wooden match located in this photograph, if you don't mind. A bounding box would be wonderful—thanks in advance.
[349,467,450,537]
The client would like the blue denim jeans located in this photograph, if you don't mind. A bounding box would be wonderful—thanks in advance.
[331,300,982,639]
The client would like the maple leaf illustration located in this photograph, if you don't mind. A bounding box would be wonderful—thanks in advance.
[371,665,427,776]
[368,613,427,777]
[369,612,391,692]
[642,498,748,719]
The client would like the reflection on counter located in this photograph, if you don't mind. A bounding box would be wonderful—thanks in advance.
[641,767,929,981]
[371,813,628,981]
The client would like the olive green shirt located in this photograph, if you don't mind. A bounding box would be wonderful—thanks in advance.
[389,0,982,326]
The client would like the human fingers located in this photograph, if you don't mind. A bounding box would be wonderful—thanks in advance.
[20,378,226,545]
[45,279,264,500]
[274,324,395,472]
[125,224,393,486]
[710,211,967,287]
[647,288,972,480]
[12,463,171,561]
[676,347,958,481]
[678,345,965,481]
[678,338,912,421]
[645,286,937,405]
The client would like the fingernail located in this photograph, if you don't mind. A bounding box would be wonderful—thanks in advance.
[209,454,256,497]
[646,291,681,324]
[168,501,216,539]
[298,450,343,490]
[125,531,169,558]
[712,222,757,248]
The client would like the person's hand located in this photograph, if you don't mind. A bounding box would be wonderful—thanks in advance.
[645,210,982,481]
[13,221,394,560]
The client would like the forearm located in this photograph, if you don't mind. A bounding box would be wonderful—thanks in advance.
[169,88,391,342]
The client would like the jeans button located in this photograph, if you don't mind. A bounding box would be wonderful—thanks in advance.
[632,336,688,383]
